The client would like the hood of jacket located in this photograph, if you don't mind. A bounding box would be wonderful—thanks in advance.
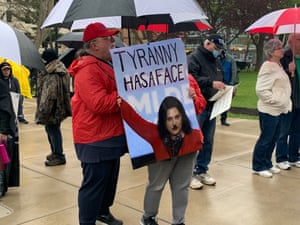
[68,55,109,78]
[45,59,68,76]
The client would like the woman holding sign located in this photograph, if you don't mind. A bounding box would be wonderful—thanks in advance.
[119,75,206,225]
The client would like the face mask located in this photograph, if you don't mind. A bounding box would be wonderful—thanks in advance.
[212,50,220,58]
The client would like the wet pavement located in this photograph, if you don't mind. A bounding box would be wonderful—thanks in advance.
[0,97,300,225]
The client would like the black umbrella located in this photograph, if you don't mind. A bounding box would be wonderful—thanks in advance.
[0,20,44,70]
[56,32,125,49]
[41,0,207,29]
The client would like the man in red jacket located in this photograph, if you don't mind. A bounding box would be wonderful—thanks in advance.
[68,22,128,225]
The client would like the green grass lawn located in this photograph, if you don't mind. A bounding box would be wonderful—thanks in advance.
[229,71,258,119]
[232,71,258,109]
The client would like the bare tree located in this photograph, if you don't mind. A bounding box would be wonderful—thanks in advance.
[34,0,55,49]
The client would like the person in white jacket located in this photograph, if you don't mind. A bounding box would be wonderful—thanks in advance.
[252,38,292,178]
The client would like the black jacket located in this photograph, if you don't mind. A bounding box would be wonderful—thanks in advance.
[280,49,300,109]
[188,45,223,103]
[0,79,16,136]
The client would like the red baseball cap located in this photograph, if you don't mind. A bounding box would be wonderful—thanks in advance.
[82,22,120,42]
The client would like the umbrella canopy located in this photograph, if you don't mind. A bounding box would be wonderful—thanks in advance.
[41,0,207,28]
[0,57,32,98]
[137,19,212,33]
[245,7,300,34]
[71,16,212,33]
[0,20,44,71]
[57,32,125,49]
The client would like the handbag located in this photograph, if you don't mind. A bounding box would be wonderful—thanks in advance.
[0,143,10,164]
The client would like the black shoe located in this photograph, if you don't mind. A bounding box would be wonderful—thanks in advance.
[221,121,230,126]
[46,153,55,161]
[18,118,29,124]
[140,216,158,225]
[45,157,66,166]
[96,213,123,225]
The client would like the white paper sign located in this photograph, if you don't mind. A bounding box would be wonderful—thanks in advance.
[10,91,20,118]
[210,85,234,120]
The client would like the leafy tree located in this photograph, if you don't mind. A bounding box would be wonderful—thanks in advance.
[197,0,287,70]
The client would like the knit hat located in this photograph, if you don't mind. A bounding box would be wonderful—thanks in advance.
[82,22,120,43]
[207,34,225,49]
[41,49,58,64]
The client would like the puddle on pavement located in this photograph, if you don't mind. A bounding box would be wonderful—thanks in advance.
[0,203,13,218]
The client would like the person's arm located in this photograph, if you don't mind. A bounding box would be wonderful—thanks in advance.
[120,99,157,142]
[75,62,119,114]
[188,52,213,89]
[256,62,277,104]
[0,110,12,142]
[188,74,206,115]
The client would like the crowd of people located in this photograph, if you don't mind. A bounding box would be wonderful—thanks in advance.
[0,21,299,225]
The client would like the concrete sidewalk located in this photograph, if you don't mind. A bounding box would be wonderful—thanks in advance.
[0,98,300,225]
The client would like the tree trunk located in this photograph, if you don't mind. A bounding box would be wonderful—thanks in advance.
[254,35,265,71]
[34,0,54,50]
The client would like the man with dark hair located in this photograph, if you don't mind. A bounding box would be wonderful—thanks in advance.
[188,34,225,189]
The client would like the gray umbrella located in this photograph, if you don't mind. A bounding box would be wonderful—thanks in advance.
[56,32,125,49]
[0,20,44,70]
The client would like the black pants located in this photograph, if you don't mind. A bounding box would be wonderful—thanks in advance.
[78,158,120,225]
[221,111,228,122]
[45,123,64,158]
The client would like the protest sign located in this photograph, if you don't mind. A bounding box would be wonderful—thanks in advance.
[111,38,201,169]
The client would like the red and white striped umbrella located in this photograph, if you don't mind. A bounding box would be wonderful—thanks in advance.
[245,7,300,35]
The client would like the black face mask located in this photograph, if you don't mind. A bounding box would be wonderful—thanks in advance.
[163,135,183,158]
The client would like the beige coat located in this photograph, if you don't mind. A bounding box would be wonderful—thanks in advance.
[256,61,292,116]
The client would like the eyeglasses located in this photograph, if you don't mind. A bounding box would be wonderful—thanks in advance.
[94,36,115,42]
[274,46,283,51]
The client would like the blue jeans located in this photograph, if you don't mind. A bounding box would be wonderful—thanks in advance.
[193,109,216,175]
[289,108,300,162]
[275,112,292,163]
[45,123,65,158]
[252,112,280,171]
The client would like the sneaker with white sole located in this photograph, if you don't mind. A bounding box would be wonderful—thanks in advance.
[198,173,216,185]
[190,177,204,189]
[289,161,300,168]
[276,161,291,170]
[253,170,272,178]
[269,166,280,174]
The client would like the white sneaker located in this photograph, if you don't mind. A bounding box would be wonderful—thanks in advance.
[198,173,216,185]
[269,166,280,174]
[289,161,300,168]
[276,161,291,170]
[190,177,204,189]
[253,170,273,178]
